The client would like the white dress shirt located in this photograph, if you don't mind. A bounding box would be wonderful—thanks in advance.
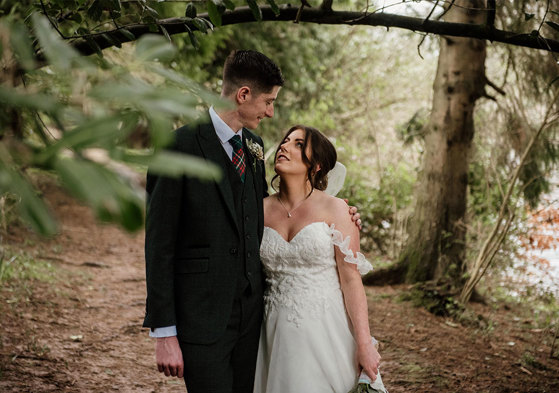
[149,107,242,338]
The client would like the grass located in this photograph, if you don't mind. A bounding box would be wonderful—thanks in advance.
[0,248,56,285]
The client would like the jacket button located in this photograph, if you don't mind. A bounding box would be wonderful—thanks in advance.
[247,252,252,258]
[230,248,237,255]
[247,272,252,278]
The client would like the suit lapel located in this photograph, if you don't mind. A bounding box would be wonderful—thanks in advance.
[243,129,265,237]
[243,129,260,194]
[197,122,239,235]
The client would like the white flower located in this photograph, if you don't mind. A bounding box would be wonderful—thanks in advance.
[246,138,264,169]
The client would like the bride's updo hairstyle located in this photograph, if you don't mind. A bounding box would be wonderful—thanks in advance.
[272,125,337,192]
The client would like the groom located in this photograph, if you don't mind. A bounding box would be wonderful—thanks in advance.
[144,50,361,393]
[143,50,284,393]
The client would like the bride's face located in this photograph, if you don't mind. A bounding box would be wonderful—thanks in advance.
[275,128,311,177]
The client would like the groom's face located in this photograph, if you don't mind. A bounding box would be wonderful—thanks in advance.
[238,85,281,129]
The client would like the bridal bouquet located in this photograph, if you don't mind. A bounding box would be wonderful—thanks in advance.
[348,337,389,393]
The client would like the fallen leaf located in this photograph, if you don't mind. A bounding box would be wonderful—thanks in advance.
[519,366,532,375]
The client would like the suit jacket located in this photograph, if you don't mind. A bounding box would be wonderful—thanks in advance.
[143,120,268,344]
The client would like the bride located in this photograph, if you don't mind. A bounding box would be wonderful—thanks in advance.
[253,125,388,393]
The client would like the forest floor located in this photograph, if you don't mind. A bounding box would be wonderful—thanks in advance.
[1,175,558,393]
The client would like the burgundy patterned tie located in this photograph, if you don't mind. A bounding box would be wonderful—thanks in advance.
[229,135,246,182]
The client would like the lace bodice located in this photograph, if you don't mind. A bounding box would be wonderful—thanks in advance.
[260,221,373,326]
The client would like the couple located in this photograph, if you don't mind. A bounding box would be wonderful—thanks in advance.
[143,50,387,393]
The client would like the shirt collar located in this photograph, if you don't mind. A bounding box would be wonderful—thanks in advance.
[209,106,243,144]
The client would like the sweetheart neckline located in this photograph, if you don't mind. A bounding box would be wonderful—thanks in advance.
[264,221,329,244]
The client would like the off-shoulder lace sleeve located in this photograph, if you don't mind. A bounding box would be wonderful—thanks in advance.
[329,224,373,275]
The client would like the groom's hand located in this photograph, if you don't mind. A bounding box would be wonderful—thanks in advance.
[155,336,184,378]
[344,199,362,230]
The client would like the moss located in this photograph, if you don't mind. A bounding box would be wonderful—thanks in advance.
[399,281,464,317]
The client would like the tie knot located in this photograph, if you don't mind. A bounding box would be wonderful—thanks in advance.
[229,135,243,150]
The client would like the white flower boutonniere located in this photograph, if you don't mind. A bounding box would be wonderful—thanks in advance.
[246,138,264,170]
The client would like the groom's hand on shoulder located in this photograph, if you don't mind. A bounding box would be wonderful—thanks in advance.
[343,198,362,230]
[155,336,184,378]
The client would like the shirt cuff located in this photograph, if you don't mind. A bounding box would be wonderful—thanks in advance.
[149,325,177,338]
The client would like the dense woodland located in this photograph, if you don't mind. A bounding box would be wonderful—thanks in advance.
[0,1,559,391]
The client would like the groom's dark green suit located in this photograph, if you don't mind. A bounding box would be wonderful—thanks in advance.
[143,119,268,392]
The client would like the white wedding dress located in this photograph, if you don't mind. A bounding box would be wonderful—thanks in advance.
[253,221,387,393]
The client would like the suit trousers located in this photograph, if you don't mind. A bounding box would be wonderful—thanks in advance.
[180,287,263,393]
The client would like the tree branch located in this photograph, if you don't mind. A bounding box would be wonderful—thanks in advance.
[56,6,559,58]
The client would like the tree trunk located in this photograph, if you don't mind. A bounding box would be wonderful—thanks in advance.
[366,1,487,288]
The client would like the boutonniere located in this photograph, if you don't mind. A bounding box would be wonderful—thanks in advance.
[246,138,264,170]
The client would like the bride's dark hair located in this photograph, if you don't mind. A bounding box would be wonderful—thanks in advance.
[271,125,337,192]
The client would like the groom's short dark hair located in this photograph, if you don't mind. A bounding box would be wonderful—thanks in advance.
[222,50,284,96]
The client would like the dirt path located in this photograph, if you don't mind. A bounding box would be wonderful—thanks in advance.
[1,178,558,392]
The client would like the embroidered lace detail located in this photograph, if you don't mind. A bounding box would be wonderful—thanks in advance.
[260,222,373,327]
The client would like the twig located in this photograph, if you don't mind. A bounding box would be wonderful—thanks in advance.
[423,0,440,25]
[460,89,559,304]
[437,0,456,21]
[39,0,68,39]
[537,0,551,34]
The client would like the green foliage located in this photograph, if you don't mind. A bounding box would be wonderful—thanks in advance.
[341,150,415,254]
[1,14,222,235]
[468,160,508,221]
[0,248,55,284]
[399,282,464,317]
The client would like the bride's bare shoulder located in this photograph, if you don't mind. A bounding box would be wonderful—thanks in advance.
[314,191,348,216]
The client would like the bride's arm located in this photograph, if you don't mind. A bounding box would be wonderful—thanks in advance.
[330,198,381,381]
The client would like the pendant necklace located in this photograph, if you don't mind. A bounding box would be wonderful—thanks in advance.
[276,193,311,218]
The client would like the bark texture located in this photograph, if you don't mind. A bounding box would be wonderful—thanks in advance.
[366,0,487,287]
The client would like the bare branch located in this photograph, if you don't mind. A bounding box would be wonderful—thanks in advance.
[32,6,559,63]
[485,77,506,96]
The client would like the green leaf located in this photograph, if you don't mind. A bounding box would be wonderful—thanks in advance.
[265,0,280,16]
[145,64,223,104]
[87,0,103,21]
[135,34,176,62]
[9,22,37,71]
[90,77,201,118]
[103,33,122,48]
[545,20,559,33]
[54,157,144,231]
[85,35,103,57]
[144,5,159,19]
[524,13,535,21]
[246,0,262,21]
[146,114,174,148]
[192,17,208,33]
[119,28,135,41]
[223,0,235,10]
[185,3,197,18]
[0,87,61,113]
[39,114,137,161]
[68,12,83,23]
[187,28,200,50]
[207,0,222,27]
[0,159,58,236]
[203,18,214,31]
[32,13,82,71]
[159,24,172,43]
[118,150,222,181]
